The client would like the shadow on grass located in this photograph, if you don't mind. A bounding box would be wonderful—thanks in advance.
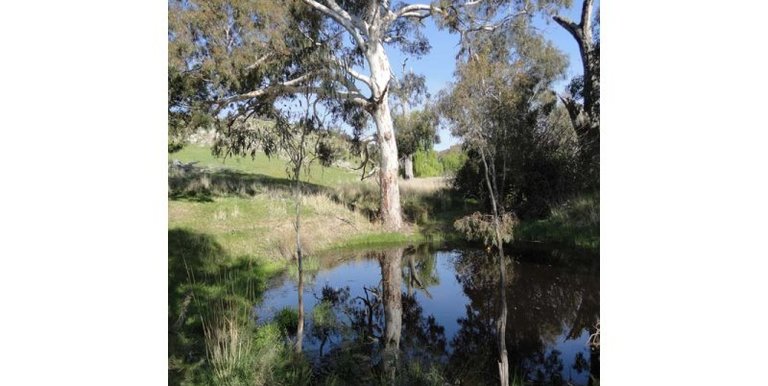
[168,228,282,385]
[168,168,326,202]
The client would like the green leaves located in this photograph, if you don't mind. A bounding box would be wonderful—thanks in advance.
[394,108,439,157]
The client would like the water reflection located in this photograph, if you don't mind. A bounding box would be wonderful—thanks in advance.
[255,245,599,385]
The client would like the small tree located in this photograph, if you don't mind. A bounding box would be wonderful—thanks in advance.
[274,93,337,353]
[441,49,515,386]
[441,35,568,385]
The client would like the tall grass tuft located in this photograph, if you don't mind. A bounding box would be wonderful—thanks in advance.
[203,303,299,386]
[203,308,255,384]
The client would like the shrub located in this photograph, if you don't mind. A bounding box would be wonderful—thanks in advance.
[453,212,519,246]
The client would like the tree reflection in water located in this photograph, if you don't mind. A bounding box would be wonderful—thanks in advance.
[269,245,598,385]
[448,248,600,385]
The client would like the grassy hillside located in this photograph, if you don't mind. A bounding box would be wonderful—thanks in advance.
[171,145,360,186]
[168,145,452,264]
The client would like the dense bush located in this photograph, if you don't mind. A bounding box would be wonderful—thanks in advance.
[444,65,582,220]
[453,138,579,220]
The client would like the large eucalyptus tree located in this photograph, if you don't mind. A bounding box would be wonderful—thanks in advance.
[169,0,474,230]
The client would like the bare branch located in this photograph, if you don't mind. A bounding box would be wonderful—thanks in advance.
[303,0,367,50]
[464,8,529,34]
[330,56,373,89]
[366,0,380,27]
[215,74,369,108]
[245,53,273,71]
[552,15,581,42]
[217,73,316,104]
[394,3,445,20]
[580,0,594,33]
[391,0,487,23]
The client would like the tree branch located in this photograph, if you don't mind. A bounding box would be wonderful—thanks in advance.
[217,73,316,104]
[552,15,582,42]
[580,0,594,33]
[464,8,529,34]
[330,56,373,89]
[394,4,445,20]
[245,53,273,71]
[216,74,369,108]
[303,0,367,50]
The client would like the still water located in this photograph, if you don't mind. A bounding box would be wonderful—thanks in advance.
[254,244,599,385]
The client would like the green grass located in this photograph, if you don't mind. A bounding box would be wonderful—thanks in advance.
[172,145,360,187]
[168,227,315,386]
[326,232,424,250]
[169,145,387,261]
[169,146,476,263]
[514,194,600,250]
[168,228,291,385]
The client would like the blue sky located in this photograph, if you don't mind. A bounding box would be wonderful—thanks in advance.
[385,1,594,151]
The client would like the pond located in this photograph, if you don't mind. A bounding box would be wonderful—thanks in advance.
[254,244,599,385]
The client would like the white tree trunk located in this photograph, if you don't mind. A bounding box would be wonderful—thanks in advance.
[368,42,403,230]
[403,154,414,180]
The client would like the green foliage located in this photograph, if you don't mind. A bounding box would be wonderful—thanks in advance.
[394,108,439,157]
[168,228,286,385]
[310,300,343,355]
[413,149,443,177]
[273,307,299,337]
[315,132,347,167]
[311,301,337,330]
[441,42,580,219]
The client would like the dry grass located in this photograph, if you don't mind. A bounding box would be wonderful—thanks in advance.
[399,177,448,196]
[203,305,286,386]
[272,194,376,260]
[170,185,379,261]
[204,312,254,383]
[169,149,447,262]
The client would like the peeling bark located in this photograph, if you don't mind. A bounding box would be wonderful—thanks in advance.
[368,42,404,230]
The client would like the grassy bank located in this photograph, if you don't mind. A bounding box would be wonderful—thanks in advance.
[169,228,316,385]
[169,146,465,263]
[514,194,600,251]
[168,146,471,385]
